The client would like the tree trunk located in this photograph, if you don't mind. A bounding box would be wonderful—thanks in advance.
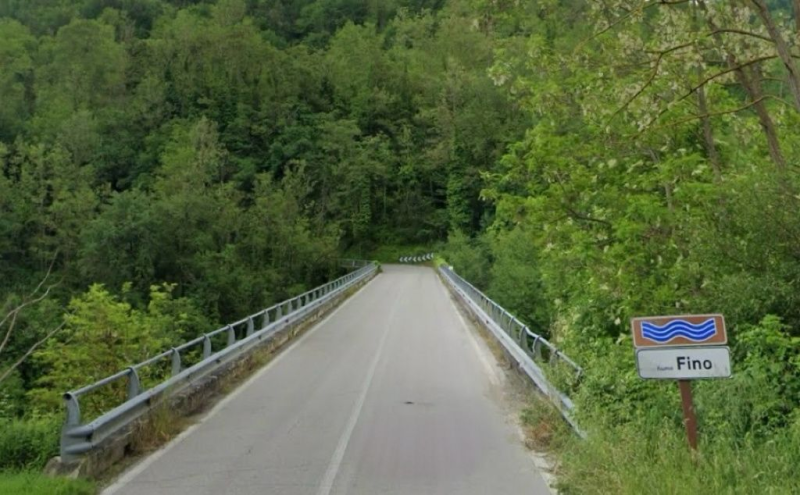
[696,82,724,182]
[692,2,723,182]
[794,0,800,35]
[750,0,800,111]
[697,0,787,172]
[743,64,788,172]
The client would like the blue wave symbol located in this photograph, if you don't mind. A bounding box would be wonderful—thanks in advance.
[641,318,717,343]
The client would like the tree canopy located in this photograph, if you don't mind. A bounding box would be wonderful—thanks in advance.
[3,1,800,490]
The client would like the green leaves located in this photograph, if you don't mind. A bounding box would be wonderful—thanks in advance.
[0,19,35,141]
[29,284,176,414]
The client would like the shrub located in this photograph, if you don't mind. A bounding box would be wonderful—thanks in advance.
[0,470,94,495]
[0,416,60,470]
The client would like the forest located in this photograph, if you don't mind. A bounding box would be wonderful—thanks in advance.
[2,0,800,493]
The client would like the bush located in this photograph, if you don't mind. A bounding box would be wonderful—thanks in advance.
[0,470,94,495]
[554,418,800,495]
[0,417,60,470]
[442,230,490,287]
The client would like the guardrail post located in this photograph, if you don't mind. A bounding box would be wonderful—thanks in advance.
[126,367,141,400]
[64,392,81,428]
[532,336,543,361]
[171,348,181,376]
[276,304,283,319]
[246,317,254,337]
[227,325,236,347]
[61,392,82,461]
[203,335,212,359]
[262,310,270,329]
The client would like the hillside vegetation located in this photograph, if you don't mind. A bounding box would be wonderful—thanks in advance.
[2,0,800,493]
[0,1,518,488]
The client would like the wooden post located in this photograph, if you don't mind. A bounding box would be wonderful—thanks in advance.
[678,380,698,450]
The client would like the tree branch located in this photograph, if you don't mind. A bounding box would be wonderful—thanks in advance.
[681,55,776,102]
[630,55,778,134]
[609,42,696,123]
[709,28,773,43]
[0,284,56,357]
[576,1,653,52]
[633,95,772,137]
[0,322,65,386]
[0,253,60,358]
[577,0,692,52]
[563,204,614,228]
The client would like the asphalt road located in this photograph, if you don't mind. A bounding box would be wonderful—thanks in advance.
[104,265,552,495]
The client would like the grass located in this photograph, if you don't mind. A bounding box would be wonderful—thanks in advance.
[0,417,60,470]
[519,396,571,453]
[128,402,190,455]
[559,422,800,494]
[517,405,800,495]
[0,471,95,495]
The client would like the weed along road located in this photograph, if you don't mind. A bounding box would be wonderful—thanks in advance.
[103,265,551,495]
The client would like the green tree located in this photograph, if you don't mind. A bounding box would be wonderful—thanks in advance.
[0,19,35,141]
[32,19,127,140]
[29,283,205,415]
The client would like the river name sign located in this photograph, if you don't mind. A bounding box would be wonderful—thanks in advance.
[630,313,732,450]
[636,346,732,380]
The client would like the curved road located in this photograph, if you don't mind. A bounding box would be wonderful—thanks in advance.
[104,265,552,495]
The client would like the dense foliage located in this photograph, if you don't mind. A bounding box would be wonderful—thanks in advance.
[438,0,800,492]
[0,0,521,475]
[3,0,800,492]
[0,0,516,406]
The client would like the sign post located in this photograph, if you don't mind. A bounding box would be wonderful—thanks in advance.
[678,380,698,450]
[631,314,731,451]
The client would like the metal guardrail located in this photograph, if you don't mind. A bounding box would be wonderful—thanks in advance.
[61,262,378,462]
[340,259,371,269]
[399,253,434,263]
[439,266,586,437]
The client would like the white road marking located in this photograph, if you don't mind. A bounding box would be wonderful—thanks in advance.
[102,277,378,495]
[437,273,556,495]
[438,276,502,386]
[315,290,401,495]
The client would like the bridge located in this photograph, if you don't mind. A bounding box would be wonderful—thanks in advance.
[59,263,580,494]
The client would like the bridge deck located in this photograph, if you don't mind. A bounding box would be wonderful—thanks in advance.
[104,265,551,495]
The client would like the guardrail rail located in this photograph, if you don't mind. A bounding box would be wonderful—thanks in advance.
[439,265,585,437]
[61,262,378,462]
